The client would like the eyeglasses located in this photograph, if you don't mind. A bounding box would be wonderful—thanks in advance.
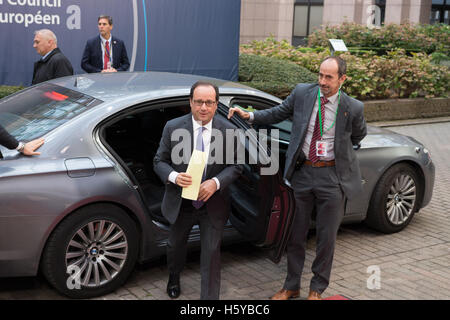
[192,99,217,107]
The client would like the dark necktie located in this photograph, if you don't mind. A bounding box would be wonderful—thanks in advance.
[308,96,329,163]
[193,127,206,209]
[104,41,110,70]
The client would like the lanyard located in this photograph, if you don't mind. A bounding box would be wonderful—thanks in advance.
[318,88,341,137]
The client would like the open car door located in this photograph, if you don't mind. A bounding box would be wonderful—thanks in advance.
[217,100,295,263]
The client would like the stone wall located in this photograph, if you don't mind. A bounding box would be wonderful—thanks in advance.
[363,97,450,122]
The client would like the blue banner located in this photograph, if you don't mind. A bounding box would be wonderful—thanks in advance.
[0,0,241,86]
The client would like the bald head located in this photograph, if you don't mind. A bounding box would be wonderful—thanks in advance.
[33,29,57,56]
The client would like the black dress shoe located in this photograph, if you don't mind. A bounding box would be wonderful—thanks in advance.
[166,273,181,299]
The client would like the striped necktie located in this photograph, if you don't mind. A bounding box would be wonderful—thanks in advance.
[308,96,329,163]
[193,127,206,209]
[104,40,110,70]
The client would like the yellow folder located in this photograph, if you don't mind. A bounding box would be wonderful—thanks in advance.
[181,150,207,200]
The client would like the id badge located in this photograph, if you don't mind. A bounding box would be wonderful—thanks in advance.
[316,140,328,157]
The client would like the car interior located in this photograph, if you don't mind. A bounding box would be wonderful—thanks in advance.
[101,105,186,225]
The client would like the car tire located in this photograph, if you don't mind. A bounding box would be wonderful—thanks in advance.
[365,163,421,234]
[41,204,139,299]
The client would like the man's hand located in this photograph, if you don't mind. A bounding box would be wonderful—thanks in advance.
[197,179,217,202]
[22,138,45,156]
[101,68,117,73]
[227,107,250,120]
[176,172,192,188]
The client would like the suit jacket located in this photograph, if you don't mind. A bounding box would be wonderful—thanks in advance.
[253,83,367,200]
[32,48,73,85]
[0,124,19,159]
[153,114,243,229]
[81,36,130,73]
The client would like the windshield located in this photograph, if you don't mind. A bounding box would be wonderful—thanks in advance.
[0,83,102,142]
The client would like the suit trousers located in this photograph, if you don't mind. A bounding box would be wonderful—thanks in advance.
[167,199,224,300]
[283,165,345,294]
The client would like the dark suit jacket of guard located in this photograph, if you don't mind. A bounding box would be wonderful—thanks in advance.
[32,48,74,85]
[253,83,367,200]
[153,114,243,229]
[0,124,19,159]
[81,36,130,73]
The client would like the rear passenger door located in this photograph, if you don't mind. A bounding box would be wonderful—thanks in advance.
[217,97,295,263]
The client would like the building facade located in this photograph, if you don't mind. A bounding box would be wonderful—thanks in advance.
[240,0,449,45]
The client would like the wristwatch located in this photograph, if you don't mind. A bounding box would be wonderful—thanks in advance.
[16,141,25,153]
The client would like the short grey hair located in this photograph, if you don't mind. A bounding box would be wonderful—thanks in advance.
[34,29,57,45]
[98,15,113,25]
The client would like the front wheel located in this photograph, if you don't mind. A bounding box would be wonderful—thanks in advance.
[41,204,139,299]
[365,163,421,234]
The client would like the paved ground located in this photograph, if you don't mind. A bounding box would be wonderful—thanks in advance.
[1,121,449,300]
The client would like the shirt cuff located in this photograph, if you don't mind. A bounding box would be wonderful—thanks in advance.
[168,171,179,185]
[212,177,220,190]
[16,141,24,152]
[248,112,254,124]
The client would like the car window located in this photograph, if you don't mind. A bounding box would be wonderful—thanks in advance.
[230,100,292,143]
[0,83,102,142]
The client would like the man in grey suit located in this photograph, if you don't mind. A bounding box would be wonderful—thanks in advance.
[154,81,243,300]
[228,56,367,300]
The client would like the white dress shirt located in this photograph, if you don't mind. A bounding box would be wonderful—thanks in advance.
[301,90,340,161]
[168,116,220,190]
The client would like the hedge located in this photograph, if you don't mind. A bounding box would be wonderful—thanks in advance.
[240,38,450,100]
[307,22,450,56]
[239,53,317,98]
[0,86,23,100]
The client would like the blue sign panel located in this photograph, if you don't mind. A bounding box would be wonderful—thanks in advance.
[0,0,241,86]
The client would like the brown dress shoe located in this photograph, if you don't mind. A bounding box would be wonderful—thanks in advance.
[270,288,300,300]
[307,290,322,300]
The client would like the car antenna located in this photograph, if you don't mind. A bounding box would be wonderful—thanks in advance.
[74,77,78,87]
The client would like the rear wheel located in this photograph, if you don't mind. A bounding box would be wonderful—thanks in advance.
[365,163,421,234]
[41,204,139,299]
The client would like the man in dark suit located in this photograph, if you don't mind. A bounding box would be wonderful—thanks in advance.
[81,15,130,73]
[0,124,44,157]
[228,56,367,300]
[153,81,243,300]
[32,29,73,85]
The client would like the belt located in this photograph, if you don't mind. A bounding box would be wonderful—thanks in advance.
[303,159,335,167]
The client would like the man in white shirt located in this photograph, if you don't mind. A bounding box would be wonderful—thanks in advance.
[81,15,130,73]
[153,81,243,300]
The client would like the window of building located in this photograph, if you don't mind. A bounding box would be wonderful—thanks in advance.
[375,0,386,26]
[292,0,324,46]
[431,0,449,24]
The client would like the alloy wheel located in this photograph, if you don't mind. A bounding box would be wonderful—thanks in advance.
[65,220,129,288]
[386,173,416,225]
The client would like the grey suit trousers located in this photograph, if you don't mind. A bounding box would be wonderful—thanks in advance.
[167,201,224,300]
[284,165,345,294]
